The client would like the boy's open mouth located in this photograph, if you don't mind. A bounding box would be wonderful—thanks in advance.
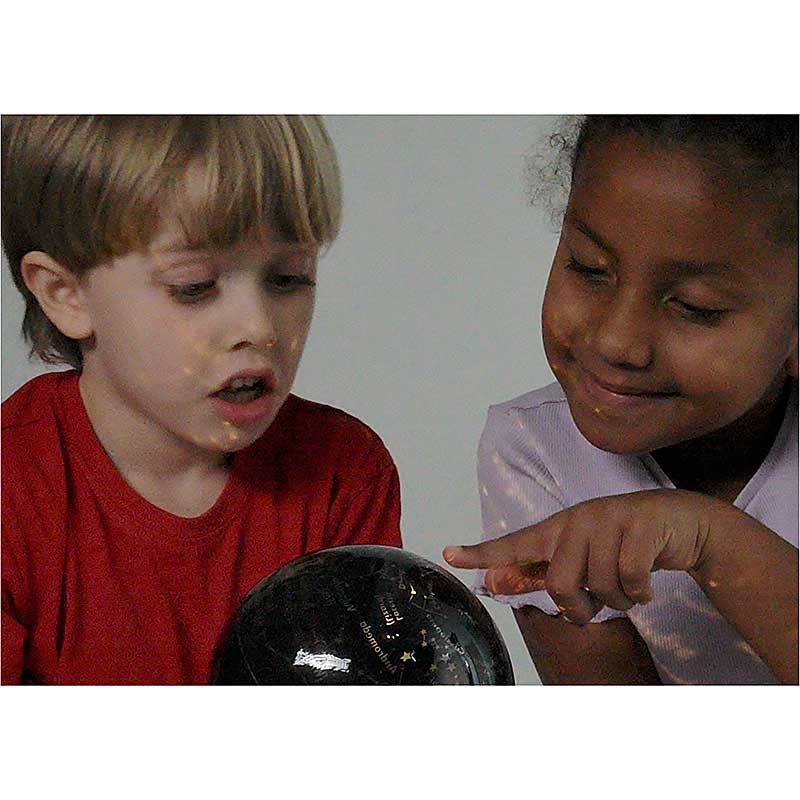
[214,377,266,404]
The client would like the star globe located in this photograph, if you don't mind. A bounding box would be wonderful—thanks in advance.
[213,545,514,685]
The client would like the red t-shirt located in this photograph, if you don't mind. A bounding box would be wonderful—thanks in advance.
[1,372,402,684]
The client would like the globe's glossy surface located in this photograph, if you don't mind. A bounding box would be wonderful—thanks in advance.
[214,545,514,685]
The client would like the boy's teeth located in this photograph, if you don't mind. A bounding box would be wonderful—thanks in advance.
[228,377,260,390]
[215,375,267,405]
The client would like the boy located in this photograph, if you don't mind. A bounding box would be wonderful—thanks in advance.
[1,116,402,684]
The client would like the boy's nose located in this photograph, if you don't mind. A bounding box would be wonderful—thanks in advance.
[590,295,654,370]
[226,295,279,353]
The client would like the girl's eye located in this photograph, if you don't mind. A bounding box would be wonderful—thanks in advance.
[265,274,317,293]
[565,257,611,283]
[670,299,727,325]
[168,280,217,302]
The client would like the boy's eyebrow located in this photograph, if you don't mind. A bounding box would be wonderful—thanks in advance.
[152,239,319,257]
[149,250,214,272]
[151,241,212,256]
[149,243,320,275]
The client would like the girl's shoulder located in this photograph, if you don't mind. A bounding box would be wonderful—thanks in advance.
[735,380,798,545]
[481,382,662,504]
[483,381,581,458]
[488,381,569,417]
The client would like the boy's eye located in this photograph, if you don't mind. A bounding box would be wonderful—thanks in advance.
[168,280,217,302]
[265,273,317,293]
[670,298,727,325]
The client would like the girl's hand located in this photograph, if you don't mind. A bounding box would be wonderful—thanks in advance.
[444,489,729,624]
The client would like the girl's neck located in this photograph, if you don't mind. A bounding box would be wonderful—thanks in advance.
[652,377,792,504]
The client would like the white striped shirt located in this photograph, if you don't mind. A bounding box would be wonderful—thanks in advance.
[475,381,798,685]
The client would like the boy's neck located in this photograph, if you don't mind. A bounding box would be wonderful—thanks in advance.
[78,371,232,516]
[652,378,792,504]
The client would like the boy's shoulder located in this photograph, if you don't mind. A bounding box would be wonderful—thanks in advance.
[2,372,74,530]
[278,394,389,442]
[2,370,75,437]
[253,394,396,475]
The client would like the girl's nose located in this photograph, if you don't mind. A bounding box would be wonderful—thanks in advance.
[590,294,654,370]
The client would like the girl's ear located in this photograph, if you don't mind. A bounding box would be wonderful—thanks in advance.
[20,251,94,341]
[787,329,799,380]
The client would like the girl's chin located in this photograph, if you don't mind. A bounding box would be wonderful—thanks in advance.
[570,412,666,456]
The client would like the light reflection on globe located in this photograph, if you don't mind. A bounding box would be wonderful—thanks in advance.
[213,545,514,685]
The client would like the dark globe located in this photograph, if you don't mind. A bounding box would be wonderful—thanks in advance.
[213,544,514,685]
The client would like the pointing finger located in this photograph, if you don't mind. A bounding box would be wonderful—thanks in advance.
[443,515,564,570]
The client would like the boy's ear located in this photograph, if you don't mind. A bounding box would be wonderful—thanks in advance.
[20,251,94,341]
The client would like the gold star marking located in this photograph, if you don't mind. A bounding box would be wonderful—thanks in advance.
[400,651,416,663]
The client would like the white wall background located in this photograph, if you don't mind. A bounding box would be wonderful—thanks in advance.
[1,115,562,685]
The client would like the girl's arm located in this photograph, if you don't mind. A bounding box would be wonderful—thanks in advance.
[446,490,799,685]
[513,607,661,684]
[689,504,798,685]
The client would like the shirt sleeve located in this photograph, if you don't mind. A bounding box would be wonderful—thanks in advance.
[474,404,624,622]
[326,459,403,550]
[1,604,26,684]
[1,538,26,684]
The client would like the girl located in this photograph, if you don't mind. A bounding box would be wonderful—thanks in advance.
[445,115,798,685]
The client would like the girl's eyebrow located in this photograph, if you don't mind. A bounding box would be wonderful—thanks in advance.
[569,214,742,280]
[569,215,617,258]
[662,259,741,278]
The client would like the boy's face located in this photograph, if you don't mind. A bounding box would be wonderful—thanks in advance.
[77,217,318,462]
[541,134,798,455]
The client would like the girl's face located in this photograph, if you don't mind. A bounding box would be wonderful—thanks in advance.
[542,133,798,455]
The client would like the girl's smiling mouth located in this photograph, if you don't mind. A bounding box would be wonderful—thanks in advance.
[573,362,679,410]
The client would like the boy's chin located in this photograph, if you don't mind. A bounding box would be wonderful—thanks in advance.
[195,419,276,456]
[217,425,272,453]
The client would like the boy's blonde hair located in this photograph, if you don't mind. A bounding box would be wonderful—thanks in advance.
[1,115,342,368]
